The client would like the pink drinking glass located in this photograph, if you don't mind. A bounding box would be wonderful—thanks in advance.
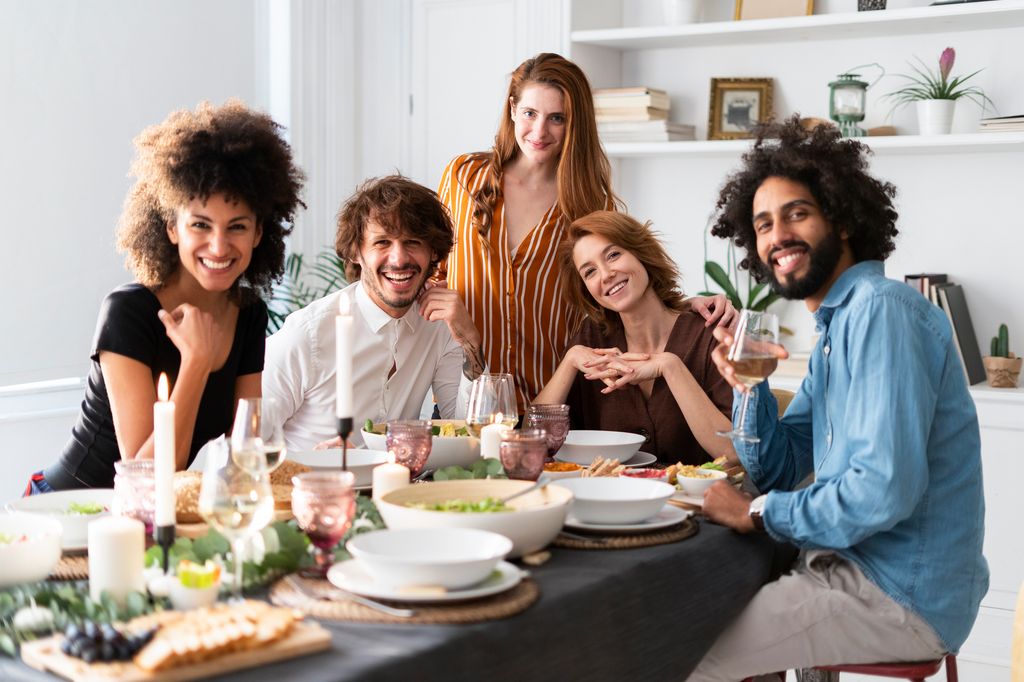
[385,420,433,476]
[112,460,155,536]
[291,471,356,577]
[525,403,570,457]
[499,429,548,481]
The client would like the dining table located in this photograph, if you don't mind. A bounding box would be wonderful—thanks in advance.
[0,519,793,682]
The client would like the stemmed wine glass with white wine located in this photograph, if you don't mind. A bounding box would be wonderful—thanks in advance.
[198,438,274,601]
[717,310,780,444]
[230,398,287,475]
[465,373,518,436]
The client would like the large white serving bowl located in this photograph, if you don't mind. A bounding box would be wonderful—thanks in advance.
[346,527,511,590]
[0,513,63,587]
[288,449,388,487]
[378,479,573,558]
[554,430,646,466]
[553,477,674,525]
[362,419,481,470]
[6,488,114,550]
[674,467,728,497]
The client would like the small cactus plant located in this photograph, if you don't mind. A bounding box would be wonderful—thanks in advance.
[990,324,1010,358]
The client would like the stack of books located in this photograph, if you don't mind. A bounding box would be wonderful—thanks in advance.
[593,87,695,142]
[905,273,986,385]
[979,115,1024,132]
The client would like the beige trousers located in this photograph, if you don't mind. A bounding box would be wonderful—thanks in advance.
[687,550,946,682]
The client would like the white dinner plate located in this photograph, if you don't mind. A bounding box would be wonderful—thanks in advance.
[327,559,524,603]
[564,503,691,534]
[555,450,657,469]
[671,489,705,507]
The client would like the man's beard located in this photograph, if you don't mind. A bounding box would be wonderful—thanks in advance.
[365,265,427,311]
[757,229,843,301]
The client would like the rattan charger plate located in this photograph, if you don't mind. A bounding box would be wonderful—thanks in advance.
[553,516,698,550]
[49,554,89,581]
[269,573,539,624]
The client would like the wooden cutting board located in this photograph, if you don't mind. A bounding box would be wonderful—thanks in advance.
[176,508,293,539]
[21,620,331,682]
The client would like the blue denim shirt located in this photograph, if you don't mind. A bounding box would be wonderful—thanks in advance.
[738,261,988,652]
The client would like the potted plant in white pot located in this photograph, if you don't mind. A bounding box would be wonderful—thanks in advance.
[885,47,992,135]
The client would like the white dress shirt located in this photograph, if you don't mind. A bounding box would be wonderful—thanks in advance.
[263,281,467,450]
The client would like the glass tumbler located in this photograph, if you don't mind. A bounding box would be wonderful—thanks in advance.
[112,460,156,535]
[385,420,433,476]
[499,429,548,481]
[291,471,356,577]
[525,403,570,457]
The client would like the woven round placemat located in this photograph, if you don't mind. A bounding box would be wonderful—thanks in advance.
[553,516,698,550]
[268,574,539,624]
[50,555,89,581]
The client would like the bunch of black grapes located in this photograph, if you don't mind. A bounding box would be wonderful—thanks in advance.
[59,620,158,663]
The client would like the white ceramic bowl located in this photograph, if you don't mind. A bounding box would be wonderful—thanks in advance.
[287,449,388,487]
[362,420,481,470]
[555,430,646,466]
[540,463,584,481]
[6,489,114,550]
[169,581,220,610]
[347,527,511,590]
[553,477,674,525]
[0,513,63,587]
[378,479,573,558]
[674,467,728,497]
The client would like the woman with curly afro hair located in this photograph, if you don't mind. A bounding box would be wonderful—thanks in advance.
[30,100,305,493]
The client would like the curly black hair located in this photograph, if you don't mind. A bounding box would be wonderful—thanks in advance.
[711,115,898,281]
[116,100,305,298]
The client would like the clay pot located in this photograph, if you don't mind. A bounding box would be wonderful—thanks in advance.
[983,354,1022,388]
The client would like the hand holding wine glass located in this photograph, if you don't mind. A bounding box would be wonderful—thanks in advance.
[714,310,783,443]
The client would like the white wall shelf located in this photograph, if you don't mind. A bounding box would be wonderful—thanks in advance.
[572,1,1024,50]
[603,132,1024,158]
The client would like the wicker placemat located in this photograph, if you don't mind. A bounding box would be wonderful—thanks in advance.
[49,555,89,581]
[268,574,539,624]
[553,516,698,550]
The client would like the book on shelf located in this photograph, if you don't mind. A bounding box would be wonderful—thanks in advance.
[594,91,670,110]
[595,107,669,122]
[904,273,947,300]
[936,285,987,385]
[979,114,1024,132]
[593,86,668,98]
[598,121,695,142]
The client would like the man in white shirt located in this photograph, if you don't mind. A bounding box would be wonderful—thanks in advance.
[264,175,485,450]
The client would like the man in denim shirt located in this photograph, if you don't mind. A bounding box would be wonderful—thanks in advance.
[688,117,988,681]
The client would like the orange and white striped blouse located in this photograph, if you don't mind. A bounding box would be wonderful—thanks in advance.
[438,153,582,412]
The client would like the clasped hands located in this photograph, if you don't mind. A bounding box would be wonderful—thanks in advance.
[567,345,661,394]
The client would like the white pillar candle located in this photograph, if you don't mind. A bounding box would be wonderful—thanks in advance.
[480,414,512,460]
[336,291,354,420]
[89,516,146,607]
[372,461,410,503]
[153,373,176,528]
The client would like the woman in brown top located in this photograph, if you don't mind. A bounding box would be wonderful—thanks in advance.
[533,211,734,464]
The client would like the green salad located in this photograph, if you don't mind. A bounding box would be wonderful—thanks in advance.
[66,502,106,516]
[408,497,511,513]
[363,419,470,437]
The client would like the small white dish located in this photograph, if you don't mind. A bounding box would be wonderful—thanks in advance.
[554,450,656,469]
[288,449,388,488]
[168,581,220,610]
[328,559,523,603]
[674,467,728,497]
[565,504,691,534]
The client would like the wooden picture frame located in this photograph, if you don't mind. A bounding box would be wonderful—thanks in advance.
[734,0,814,20]
[708,78,774,140]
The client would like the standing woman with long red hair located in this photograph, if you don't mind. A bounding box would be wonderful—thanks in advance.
[436,53,732,412]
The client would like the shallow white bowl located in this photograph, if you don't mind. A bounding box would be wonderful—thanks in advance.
[554,430,646,466]
[169,581,220,610]
[362,420,480,470]
[347,527,512,590]
[287,449,388,487]
[541,464,584,481]
[6,489,114,550]
[674,467,728,497]
[553,477,674,525]
[0,513,63,587]
[378,479,573,558]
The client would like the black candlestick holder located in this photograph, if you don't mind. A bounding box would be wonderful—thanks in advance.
[155,524,175,574]
[337,416,352,471]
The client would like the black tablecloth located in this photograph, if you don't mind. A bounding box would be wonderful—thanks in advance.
[1,521,789,682]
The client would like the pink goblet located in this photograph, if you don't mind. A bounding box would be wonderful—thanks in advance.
[291,471,356,577]
[500,429,548,481]
[525,403,570,457]
[385,420,433,476]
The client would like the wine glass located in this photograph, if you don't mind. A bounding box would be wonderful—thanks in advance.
[385,420,432,477]
[291,471,356,577]
[198,438,274,600]
[466,373,518,436]
[524,403,570,458]
[717,310,781,443]
[230,398,287,474]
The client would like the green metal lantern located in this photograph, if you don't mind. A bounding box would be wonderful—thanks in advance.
[829,73,869,137]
